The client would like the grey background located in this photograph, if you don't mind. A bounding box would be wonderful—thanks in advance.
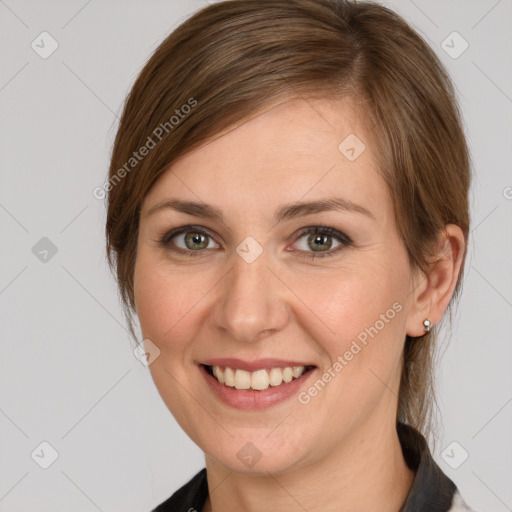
[1,0,511,511]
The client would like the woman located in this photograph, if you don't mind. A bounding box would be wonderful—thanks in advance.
[105,0,476,510]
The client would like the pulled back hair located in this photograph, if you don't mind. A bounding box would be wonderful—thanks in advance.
[105,0,471,443]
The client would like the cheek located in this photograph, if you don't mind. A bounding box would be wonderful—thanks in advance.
[134,262,165,339]
[133,250,216,358]
[292,273,407,430]
[134,252,184,344]
[294,262,407,373]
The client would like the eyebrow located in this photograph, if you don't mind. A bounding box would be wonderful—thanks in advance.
[145,197,375,223]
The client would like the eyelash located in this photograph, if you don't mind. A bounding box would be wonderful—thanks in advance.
[158,225,353,260]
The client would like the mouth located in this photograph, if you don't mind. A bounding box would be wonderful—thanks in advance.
[198,357,318,409]
[197,358,318,411]
[202,363,316,391]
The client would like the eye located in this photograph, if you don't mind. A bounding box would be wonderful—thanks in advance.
[158,225,352,259]
[159,226,219,257]
[291,226,352,260]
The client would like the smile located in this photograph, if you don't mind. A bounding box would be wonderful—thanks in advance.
[205,364,314,391]
[199,359,317,410]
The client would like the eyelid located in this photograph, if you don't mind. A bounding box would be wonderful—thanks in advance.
[160,225,220,245]
[293,225,352,245]
[290,226,352,260]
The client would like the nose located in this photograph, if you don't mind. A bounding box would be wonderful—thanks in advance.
[211,248,290,343]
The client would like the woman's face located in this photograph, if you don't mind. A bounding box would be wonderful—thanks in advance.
[134,96,421,474]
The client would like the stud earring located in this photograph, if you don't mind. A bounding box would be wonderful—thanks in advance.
[423,319,432,334]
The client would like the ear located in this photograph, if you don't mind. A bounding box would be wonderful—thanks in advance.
[405,224,466,337]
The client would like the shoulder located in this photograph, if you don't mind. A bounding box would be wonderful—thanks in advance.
[448,490,480,512]
[151,468,208,512]
[397,423,479,512]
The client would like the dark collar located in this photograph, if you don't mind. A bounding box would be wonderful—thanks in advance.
[397,422,457,511]
[153,422,460,511]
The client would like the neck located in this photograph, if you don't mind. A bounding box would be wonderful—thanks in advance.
[202,418,415,512]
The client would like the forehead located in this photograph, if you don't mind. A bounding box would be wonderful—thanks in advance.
[142,96,388,220]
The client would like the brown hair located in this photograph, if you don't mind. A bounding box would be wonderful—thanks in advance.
[105,0,471,442]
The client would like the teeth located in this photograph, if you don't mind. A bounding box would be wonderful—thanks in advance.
[234,369,251,390]
[224,367,235,387]
[213,366,224,384]
[209,365,307,391]
[269,367,283,386]
[251,369,269,390]
[292,366,304,378]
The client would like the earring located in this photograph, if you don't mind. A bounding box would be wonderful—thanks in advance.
[423,319,432,334]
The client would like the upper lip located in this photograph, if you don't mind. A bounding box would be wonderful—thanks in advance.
[200,358,316,372]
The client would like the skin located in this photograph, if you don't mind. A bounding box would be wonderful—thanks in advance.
[133,96,465,512]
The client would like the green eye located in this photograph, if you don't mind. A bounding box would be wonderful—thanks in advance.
[159,225,352,259]
[182,232,210,251]
[304,233,334,251]
[160,226,218,256]
[292,226,352,260]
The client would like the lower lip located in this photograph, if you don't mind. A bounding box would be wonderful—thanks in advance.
[199,365,316,410]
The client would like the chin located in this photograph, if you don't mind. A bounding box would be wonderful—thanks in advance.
[211,449,305,476]
[201,429,314,476]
